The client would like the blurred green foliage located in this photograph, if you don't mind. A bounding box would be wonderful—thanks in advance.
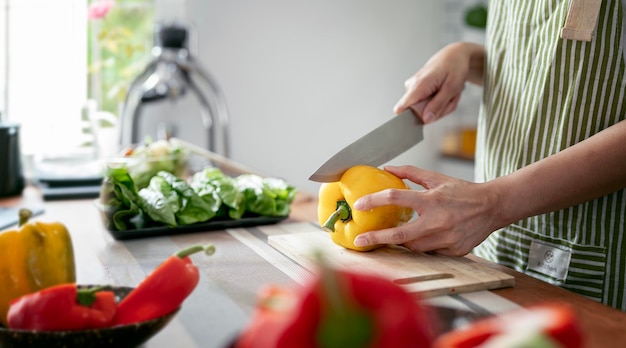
[464,4,488,29]
[87,1,155,116]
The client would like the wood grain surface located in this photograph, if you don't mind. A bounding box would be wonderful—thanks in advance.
[269,230,514,297]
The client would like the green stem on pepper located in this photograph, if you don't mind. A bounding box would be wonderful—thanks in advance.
[7,283,117,331]
[113,243,215,326]
[18,208,32,227]
[175,244,216,258]
[322,200,352,233]
[314,252,374,348]
[76,286,106,307]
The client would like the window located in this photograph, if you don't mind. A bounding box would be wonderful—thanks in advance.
[0,0,153,162]
[2,0,87,157]
[88,0,154,117]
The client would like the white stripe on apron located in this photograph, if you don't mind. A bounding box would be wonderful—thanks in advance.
[473,0,626,311]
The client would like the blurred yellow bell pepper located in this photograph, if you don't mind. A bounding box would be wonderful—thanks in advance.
[0,209,76,326]
[317,165,413,252]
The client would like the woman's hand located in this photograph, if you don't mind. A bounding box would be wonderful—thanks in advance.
[352,165,504,256]
[351,121,626,256]
[395,42,485,124]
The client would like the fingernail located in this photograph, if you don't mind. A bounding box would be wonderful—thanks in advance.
[393,103,403,114]
[424,111,436,123]
[353,235,367,247]
[353,199,364,210]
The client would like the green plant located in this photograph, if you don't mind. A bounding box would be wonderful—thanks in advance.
[464,4,488,29]
[87,0,155,116]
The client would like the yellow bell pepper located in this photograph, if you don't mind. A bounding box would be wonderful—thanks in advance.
[0,209,76,326]
[317,165,413,252]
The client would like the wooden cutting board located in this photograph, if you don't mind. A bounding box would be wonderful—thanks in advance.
[268,228,514,298]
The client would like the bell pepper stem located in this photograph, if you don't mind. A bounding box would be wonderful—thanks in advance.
[18,208,32,227]
[315,252,373,348]
[174,244,216,258]
[76,286,105,307]
[322,201,351,233]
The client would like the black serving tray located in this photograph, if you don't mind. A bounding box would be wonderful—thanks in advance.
[104,214,288,240]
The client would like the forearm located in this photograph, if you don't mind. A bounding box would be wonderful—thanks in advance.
[491,120,626,227]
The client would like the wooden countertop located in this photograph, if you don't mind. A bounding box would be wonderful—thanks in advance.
[2,186,626,347]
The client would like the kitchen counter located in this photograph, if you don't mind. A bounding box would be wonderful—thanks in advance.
[2,185,626,347]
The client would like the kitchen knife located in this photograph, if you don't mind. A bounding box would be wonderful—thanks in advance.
[309,104,425,183]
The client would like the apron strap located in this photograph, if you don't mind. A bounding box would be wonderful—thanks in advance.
[560,0,603,41]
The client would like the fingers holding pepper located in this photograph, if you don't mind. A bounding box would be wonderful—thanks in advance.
[352,165,501,256]
[317,165,413,252]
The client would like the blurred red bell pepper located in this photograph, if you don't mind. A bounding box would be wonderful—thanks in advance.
[434,303,585,348]
[235,285,300,348]
[236,264,435,348]
[7,283,116,331]
[113,244,215,325]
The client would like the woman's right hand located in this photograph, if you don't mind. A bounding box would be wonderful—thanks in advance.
[394,42,485,124]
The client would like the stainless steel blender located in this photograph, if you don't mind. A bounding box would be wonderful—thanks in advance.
[119,23,230,157]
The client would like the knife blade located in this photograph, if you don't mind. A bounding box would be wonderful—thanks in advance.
[309,107,425,182]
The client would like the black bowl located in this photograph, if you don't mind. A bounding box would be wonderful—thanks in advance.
[0,285,178,348]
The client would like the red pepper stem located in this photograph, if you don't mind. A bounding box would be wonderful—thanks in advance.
[315,252,373,348]
[76,286,105,307]
[18,208,32,227]
[174,244,216,259]
[317,254,343,311]
[322,200,351,233]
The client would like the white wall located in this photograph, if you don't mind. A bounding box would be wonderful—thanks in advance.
[183,1,447,194]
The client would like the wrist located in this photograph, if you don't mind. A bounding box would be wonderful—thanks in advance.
[466,43,485,86]
[483,177,519,230]
[443,42,485,86]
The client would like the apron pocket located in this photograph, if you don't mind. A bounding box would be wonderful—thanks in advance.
[509,224,607,303]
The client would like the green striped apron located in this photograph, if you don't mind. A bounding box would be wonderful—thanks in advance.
[473,0,626,311]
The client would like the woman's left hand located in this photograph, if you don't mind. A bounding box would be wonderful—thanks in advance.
[352,165,503,256]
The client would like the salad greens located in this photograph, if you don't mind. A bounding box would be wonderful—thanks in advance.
[99,167,146,231]
[120,139,189,189]
[191,167,245,219]
[100,166,297,231]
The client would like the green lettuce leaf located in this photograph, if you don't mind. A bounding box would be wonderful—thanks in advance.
[99,166,145,231]
[138,175,180,226]
[100,165,297,232]
[157,171,218,225]
[191,167,244,219]
[235,174,297,217]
